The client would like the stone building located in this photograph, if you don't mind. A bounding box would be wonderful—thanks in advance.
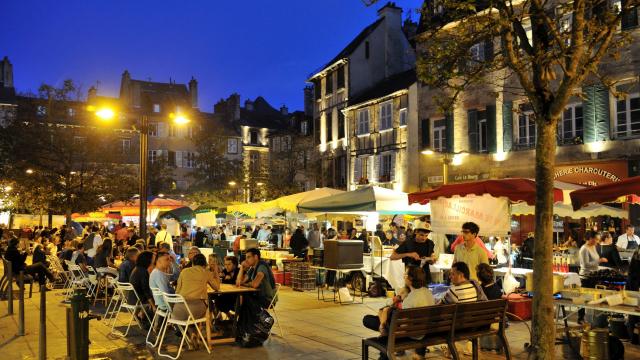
[307,2,416,190]
[0,56,16,126]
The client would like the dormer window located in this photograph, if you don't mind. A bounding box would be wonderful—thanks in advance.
[250,130,258,145]
[153,104,160,113]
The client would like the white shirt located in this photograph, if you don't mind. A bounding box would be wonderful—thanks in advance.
[87,234,102,258]
[402,287,435,309]
[617,233,640,249]
[156,230,172,248]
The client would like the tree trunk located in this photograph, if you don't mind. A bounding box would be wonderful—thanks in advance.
[65,208,72,226]
[531,118,558,359]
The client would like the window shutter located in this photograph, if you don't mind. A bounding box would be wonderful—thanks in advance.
[390,152,396,181]
[176,150,183,168]
[583,84,610,143]
[445,112,454,153]
[467,109,478,153]
[421,118,431,148]
[484,38,494,62]
[486,104,497,153]
[354,157,362,183]
[502,101,513,152]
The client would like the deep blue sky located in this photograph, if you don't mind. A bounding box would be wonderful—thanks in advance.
[1,0,423,112]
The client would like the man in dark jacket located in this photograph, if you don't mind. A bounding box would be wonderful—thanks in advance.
[5,238,55,285]
[290,227,309,258]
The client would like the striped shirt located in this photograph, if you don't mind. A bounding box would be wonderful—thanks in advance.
[441,281,486,304]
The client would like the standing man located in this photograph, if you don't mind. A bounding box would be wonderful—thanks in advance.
[307,223,321,250]
[390,222,435,284]
[155,223,172,249]
[194,227,206,248]
[85,226,102,264]
[617,225,639,250]
[453,222,489,281]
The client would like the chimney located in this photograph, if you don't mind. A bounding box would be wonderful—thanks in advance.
[87,86,97,101]
[119,70,132,105]
[0,56,14,88]
[189,76,198,108]
[280,105,288,116]
[245,99,254,111]
[304,86,314,116]
[230,93,241,120]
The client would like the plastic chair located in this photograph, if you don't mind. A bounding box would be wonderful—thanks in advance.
[103,277,122,324]
[146,287,170,347]
[157,293,210,359]
[268,283,283,336]
[110,282,150,337]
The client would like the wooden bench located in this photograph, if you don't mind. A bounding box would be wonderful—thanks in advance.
[362,303,457,360]
[361,299,510,360]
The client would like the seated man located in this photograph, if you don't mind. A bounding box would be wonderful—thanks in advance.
[70,242,88,272]
[149,251,175,311]
[237,248,275,308]
[440,262,487,304]
[157,242,180,283]
[118,247,139,283]
[5,238,55,285]
[181,246,201,269]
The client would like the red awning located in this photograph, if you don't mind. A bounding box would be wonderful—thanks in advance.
[408,178,564,206]
[570,176,640,210]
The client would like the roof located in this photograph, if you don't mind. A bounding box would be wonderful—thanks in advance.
[310,18,384,78]
[201,112,241,137]
[238,96,288,130]
[348,69,416,106]
[131,80,189,97]
[0,86,16,104]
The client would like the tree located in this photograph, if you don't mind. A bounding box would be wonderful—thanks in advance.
[190,129,240,201]
[414,0,638,357]
[0,80,137,224]
[147,158,176,196]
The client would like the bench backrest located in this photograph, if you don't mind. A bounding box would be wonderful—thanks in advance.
[387,304,457,346]
[453,299,507,333]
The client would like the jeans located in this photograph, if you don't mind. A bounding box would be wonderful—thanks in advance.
[24,263,55,285]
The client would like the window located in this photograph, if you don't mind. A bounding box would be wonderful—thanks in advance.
[148,123,159,137]
[314,80,321,100]
[326,111,333,142]
[120,139,131,154]
[517,111,536,146]
[616,93,640,137]
[337,156,346,186]
[337,65,345,89]
[186,126,194,139]
[153,104,160,113]
[283,136,291,151]
[562,104,584,141]
[68,108,76,117]
[250,152,260,173]
[168,124,177,137]
[149,150,158,164]
[354,156,370,183]
[477,110,488,152]
[470,43,485,62]
[338,111,345,138]
[325,73,333,95]
[301,121,308,135]
[73,136,86,146]
[380,101,393,130]
[357,109,370,135]
[432,119,446,152]
[621,0,639,29]
[183,152,196,168]
[168,151,176,167]
[36,105,46,116]
[399,108,407,126]
[365,41,370,59]
[250,130,258,145]
[273,137,281,152]
[227,138,238,154]
[379,152,396,182]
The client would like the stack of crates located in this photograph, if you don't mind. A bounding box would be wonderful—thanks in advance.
[291,262,315,291]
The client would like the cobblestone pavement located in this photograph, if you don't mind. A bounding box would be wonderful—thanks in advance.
[1,285,639,359]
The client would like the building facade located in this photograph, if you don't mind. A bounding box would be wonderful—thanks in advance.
[308,2,416,190]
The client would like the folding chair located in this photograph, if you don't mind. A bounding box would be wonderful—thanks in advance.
[146,287,170,348]
[110,282,150,337]
[103,277,122,324]
[157,293,211,359]
[47,255,69,289]
[91,266,113,306]
[268,283,283,336]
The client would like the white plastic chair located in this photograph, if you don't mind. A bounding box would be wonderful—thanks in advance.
[146,287,170,347]
[110,282,150,337]
[103,277,122,324]
[157,293,210,359]
[268,283,283,336]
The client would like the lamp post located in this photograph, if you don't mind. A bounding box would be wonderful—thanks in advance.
[93,107,189,240]
[421,150,468,185]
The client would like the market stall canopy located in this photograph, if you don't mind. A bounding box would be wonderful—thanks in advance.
[297,186,430,214]
[511,203,628,219]
[408,178,565,206]
[157,206,194,222]
[101,196,188,216]
[570,176,640,210]
[227,201,274,217]
[272,187,345,212]
[71,211,121,223]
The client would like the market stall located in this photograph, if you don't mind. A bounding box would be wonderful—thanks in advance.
[570,175,640,210]
[101,196,188,224]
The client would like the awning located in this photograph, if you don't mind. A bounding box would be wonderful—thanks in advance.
[298,186,429,214]
[570,176,640,210]
[511,203,628,219]
[157,206,194,222]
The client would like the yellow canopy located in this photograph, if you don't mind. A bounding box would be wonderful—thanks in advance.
[227,201,276,217]
[226,188,344,217]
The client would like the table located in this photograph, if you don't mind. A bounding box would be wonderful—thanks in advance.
[311,266,365,305]
[205,284,258,348]
[361,255,405,290]
[493,267,581,288]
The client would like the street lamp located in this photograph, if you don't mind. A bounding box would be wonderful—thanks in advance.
[91,105,190,240]
[421,149,468,185]
[25,169,34,174]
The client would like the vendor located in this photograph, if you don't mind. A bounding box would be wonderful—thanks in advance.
[597,231,622,269]
[389,222,435,284]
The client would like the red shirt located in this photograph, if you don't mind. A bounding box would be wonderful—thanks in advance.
[450,235,494,259]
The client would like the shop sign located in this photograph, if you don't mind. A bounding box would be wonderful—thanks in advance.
[452,173,490,182]
[430,195,511,236]
[554,161,627,186]
[427,175,444,184]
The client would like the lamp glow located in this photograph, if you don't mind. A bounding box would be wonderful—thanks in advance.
[228,181,237,186]
[421,149,434,155]
[173,115,190,125]
[95,108,115,120]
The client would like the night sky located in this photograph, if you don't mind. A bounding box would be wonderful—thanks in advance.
[1,0,423,112]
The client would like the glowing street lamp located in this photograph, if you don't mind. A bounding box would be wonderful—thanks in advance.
[26,169,34,174]
[421,150,468,185]
[95,108,115,121]
[228,181,237,186]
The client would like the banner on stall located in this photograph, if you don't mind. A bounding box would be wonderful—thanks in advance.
[430,195,510,236]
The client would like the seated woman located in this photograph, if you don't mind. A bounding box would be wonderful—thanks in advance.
[362,266,434,360]
[128,251,156,322]
[94,239,118,277]
[174,254,220,320]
